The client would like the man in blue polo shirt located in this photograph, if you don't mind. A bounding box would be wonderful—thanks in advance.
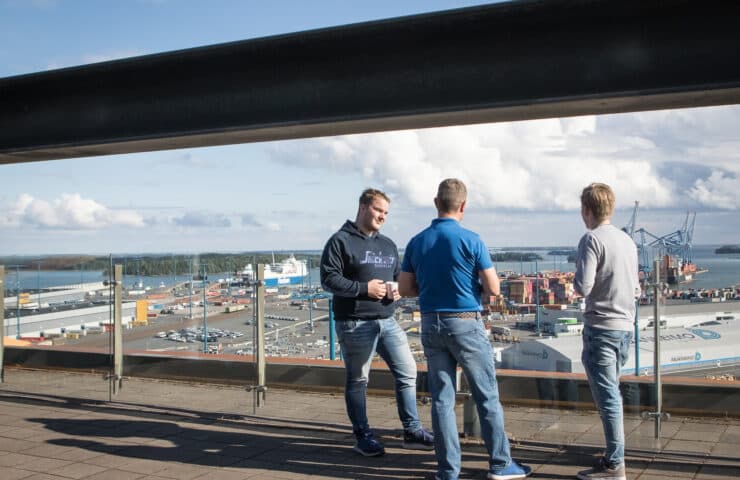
[399,178,530,480]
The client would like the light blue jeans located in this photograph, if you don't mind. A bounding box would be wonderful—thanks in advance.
[581,325,633,468]
[335,317,422,435]
[421,314,513,480]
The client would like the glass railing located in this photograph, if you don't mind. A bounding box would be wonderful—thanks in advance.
[2,251,739,461]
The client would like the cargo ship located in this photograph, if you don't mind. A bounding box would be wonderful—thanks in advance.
[241,255,308,287]
[662,254,698,284]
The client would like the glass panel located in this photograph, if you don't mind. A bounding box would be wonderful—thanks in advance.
[1,262,114,401]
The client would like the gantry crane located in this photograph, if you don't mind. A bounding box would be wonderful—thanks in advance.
[622,201,696,277]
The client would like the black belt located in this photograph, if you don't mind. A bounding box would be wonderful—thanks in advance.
[423,311,481,319]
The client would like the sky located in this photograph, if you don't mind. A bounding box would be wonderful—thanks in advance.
[1,0,739,256]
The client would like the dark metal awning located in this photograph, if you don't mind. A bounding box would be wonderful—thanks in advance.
[2,0,740,164]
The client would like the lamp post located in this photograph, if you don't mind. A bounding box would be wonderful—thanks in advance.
[37,261,41,308]
[535,258,540,334]
[189,257,194,320]
[307,258,314,333]
[329,297,336,360]
[13,265,21,339]
[202,264,209,354]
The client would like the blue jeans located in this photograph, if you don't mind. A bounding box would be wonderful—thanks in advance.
[421,314,513,480]
[581,325,633,468]
[335,317,422,435]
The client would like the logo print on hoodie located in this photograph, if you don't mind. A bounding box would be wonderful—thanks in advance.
[361,250,396,268]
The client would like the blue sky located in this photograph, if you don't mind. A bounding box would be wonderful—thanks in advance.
[1,0,739,255]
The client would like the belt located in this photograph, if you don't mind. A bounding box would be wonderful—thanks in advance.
[423,311,481,319]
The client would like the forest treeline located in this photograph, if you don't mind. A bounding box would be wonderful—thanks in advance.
[2,250,553,277]
[0,253,323,276]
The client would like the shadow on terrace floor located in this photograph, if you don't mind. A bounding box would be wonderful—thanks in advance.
[0,368,738,479]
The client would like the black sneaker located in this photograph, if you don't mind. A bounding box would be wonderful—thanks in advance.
[576,457,626,480]
[353,430,385,457]
[402,427,434,450]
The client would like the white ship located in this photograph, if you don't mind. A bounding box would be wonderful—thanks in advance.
[241,255,308,287]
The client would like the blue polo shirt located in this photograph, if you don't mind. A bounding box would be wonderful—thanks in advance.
[402,218,493,313]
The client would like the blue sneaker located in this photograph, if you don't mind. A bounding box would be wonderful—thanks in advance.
[487,461,532,480]
[353,430,385,457]
[402,427,435,450]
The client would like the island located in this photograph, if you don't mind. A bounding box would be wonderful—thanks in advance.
[490,252,543,262]
[715,245,740,254]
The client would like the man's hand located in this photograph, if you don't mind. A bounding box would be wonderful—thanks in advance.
[367,279,387,299]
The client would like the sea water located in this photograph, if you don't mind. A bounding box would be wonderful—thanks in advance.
[490,244,740,290]
[3,245,739,293]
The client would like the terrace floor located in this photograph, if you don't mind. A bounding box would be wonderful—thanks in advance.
[0,368,738,479]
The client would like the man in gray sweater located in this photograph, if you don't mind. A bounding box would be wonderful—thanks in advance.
[574,183,640,480]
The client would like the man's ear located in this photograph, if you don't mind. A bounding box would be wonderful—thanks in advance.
[459,200,466,213]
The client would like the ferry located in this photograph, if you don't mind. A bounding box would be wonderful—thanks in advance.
[241,255,309,287]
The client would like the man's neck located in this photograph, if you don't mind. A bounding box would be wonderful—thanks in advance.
[437,212,462,222]
[354,220,376,236]
[590,219,611,230]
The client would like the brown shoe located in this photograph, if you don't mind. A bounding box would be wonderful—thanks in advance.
[577,457,626,480]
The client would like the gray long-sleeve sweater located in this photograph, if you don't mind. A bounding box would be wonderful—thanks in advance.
[574,223,640,331]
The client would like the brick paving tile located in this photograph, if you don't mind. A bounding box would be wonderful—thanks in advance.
[80,469,146,480]
[13,473,68,480]
[51,461,109,479]
[2,467,36,480]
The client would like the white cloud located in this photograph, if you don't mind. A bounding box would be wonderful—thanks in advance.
[270,115,676,211]
[0,193,145,229]
[689,170,740,209]
[172,212,231,228]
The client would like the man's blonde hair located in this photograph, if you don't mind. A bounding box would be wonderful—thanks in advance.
[436,178,467,213]
[581,183,615,222]
[359,188,390,206]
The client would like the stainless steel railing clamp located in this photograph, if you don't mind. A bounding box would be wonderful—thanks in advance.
[641,410,670,421]
[245,384,267,413]
[104,373,124,394]
[245,384,267,395]
[641,410,670,438]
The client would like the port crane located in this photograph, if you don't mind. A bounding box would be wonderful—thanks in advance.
[648,211,696,265]
[622,201,654,274]
[622,202,696,277]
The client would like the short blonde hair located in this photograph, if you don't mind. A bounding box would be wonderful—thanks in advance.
[436,178,467,213]
[581,183,615,222]
[359,188,390,206]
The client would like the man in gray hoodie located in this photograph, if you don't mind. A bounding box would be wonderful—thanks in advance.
[320,188,433,457]
[574,183,640,480]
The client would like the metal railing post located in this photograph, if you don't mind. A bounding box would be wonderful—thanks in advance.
[462,396,480,438]
[459,369,480,437]
[113,264,123,395]
[643,259,669,436]
[634,298,640,375]
[248,264,267,412]
[0,265,5,384]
